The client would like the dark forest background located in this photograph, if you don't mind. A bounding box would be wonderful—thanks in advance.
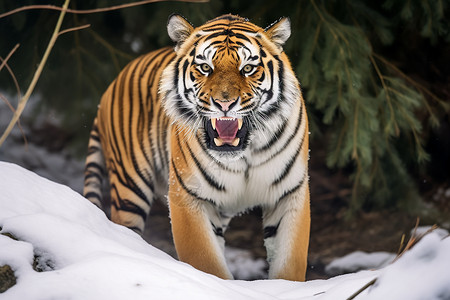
[1,0,449,218]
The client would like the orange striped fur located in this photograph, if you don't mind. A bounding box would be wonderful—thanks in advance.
[84,14,310,281]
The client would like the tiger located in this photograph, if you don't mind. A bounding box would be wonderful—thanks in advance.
[83,14,310,281]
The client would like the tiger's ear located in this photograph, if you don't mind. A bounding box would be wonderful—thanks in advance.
[264,17,291,48]
[167,14,194,50]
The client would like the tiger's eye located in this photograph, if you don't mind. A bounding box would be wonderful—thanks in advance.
[200,63,211,73]
[242,64,255,74]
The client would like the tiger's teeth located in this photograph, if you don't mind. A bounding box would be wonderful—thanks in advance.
[211,118,217,130]
[214,138,223,146]
[238,119,243,130]
[231,138,240,147]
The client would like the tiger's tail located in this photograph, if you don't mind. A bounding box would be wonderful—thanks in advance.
[83,117,105,208]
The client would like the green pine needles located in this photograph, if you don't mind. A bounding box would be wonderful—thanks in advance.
[285,0,449,212]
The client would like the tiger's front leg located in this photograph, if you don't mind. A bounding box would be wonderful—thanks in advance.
[263,187,310,281]
[168,127,232,279]
[168,192,232,279]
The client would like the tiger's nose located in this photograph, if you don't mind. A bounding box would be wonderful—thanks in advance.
[212,97,237,112]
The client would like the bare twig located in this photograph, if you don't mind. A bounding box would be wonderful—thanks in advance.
[394,218,438,262]
[346,278,377,300]
[0,44,20,73]
[0,93,28,148]
[0,0,208,19]
[0,44,22,100]
[0,44,27,145]
[0,0,71,147]
[58,24,91,37]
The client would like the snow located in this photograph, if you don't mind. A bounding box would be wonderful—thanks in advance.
[1,162,450,299]
[325,251,396,276]
[363,233,450,300]
[412,226,449,239]
[225,247,267,279]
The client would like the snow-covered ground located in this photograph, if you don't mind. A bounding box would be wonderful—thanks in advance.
[1,162,450,299]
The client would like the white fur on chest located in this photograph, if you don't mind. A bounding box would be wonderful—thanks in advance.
[187,102,307,215]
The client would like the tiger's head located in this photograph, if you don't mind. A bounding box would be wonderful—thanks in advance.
[160,14,301,157]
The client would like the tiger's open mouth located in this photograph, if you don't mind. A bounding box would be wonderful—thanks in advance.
[205,117,248,151]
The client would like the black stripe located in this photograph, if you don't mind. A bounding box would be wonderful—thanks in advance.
[264,56,286,118]
[271,129,307,186]
[138,55,155,171]
[156,99,166,171]
[171,159,216,205]
[264,221,281,239]
[84,172,103,182]
[111,188,148,223]
[175,134,188,164]
[173,57,181,87]
[211,223,224,237]
[84,192,101,201]
[90,133,101,143]
[109,76,124,168]
[254,117,289,153]
[271,148,301,186]
[182,59,190,92]
[277,176,306,204]
[161,117,170,168]
[109,162,153,206]
[128,58,155,195]
[186,143,225,192]
[257,71,265,83]
[267,61,274,87]
[85,162,105,175]
[254,102,304,164]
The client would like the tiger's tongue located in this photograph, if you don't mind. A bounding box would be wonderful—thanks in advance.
[215,119,239,143]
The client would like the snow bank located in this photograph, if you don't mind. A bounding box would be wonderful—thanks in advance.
[325,251,396,276]
[1,162,449,299]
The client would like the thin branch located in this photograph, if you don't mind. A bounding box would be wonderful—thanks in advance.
[369,54,400,136]
[394,218,439,262]
[87,28,134,70]
[373,53,445,105]
[0,46,26,145]
[58,24,91,37]
[346,278,377,300]
[0,0,71,147]
[0,0,208,19]
[0,93,28,148]
[0,44,20,73]
[0,44,22,101]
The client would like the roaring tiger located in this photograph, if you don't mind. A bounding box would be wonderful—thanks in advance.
[83,14,310,281]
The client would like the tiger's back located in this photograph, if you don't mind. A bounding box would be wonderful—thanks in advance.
[84,14,310,281]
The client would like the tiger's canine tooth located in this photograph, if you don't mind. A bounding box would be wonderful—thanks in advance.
[231,138,240,146]
[238,119,243,130]
[211,118,217,130]
[214,138,223,146]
